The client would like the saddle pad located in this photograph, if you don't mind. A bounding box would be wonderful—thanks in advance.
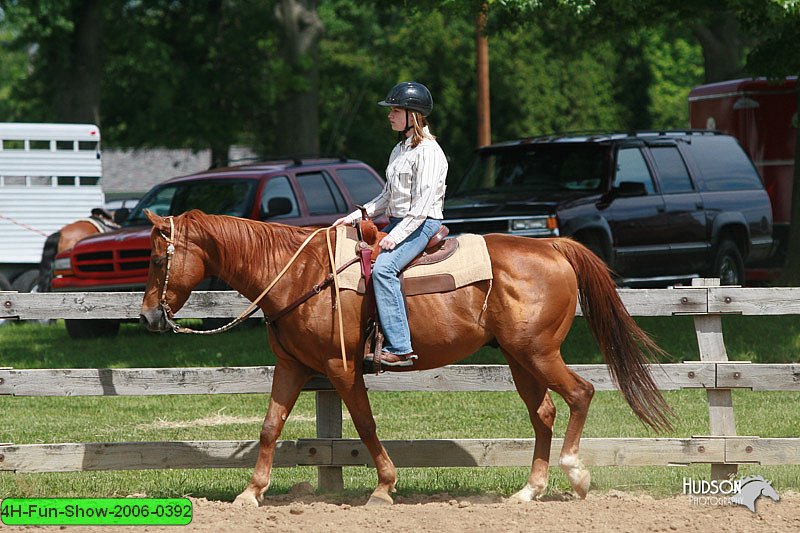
[334,225,493,295]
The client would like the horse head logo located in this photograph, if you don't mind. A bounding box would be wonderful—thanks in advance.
[730,476,780,513]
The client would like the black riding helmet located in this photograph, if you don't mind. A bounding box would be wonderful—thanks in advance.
[378,81,433,116]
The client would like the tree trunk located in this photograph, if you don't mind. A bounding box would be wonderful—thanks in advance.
[778,86,800,286]
[692,11,744,83]
[274,0,324,157]
[54,0,103,124]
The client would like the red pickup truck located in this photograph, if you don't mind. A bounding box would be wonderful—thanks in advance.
[51,157,386,338]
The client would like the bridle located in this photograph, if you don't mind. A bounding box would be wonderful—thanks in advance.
[154,216,352,369]
[157,216,181,331]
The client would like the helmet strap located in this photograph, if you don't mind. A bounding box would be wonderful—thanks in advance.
[401,109,413,135]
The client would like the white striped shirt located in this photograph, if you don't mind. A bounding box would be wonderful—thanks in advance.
[349,127,448,243]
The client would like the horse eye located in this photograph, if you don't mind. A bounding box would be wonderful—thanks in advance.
[151,255,165,266]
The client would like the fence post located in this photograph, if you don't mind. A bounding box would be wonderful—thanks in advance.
[692,278,738,480]
[315,390,343,491]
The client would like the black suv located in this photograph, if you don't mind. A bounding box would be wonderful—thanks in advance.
[444,131,774,286]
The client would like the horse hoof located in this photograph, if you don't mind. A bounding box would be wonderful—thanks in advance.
[509,483,546,502]
[366,491,393,506]
[573,470,591,500]
[559,455,591,500]
[233,492,260,507]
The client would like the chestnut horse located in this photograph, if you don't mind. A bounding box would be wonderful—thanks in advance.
[38,209,119,291]
[139,209,672,506]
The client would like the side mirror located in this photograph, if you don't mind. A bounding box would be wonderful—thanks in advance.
[613,181,648,197]
[261,197,293,219]
[113,207,130,224]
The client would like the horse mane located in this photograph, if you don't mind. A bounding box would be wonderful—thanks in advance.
[180,210,327,290]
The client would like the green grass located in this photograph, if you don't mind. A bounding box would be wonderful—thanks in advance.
[0,317,798,500]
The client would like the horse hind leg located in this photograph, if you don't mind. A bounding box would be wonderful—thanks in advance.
[503,352,555,501]
[234,358,312,506]
[509,347,594,499]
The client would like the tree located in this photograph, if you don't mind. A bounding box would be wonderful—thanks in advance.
[102,1,276,166]
[0,0,104,123]
[272,0,324,156]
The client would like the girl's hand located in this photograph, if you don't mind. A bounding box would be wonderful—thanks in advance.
[379,235,397,250]
[332,216,351,227]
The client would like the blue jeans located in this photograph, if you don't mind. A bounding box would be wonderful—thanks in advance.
[373,217,442,355]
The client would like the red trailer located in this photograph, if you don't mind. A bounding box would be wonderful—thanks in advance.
[689,77,797,279]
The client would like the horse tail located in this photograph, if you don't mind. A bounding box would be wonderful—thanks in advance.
[552,238,674,431]
[38,231,61,292]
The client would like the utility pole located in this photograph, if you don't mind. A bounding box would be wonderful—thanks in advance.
[476,3,491,148]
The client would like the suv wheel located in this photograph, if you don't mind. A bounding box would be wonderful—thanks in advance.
[709,240,744,286]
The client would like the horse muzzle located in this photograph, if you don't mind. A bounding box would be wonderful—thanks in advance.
[139,306,170,333]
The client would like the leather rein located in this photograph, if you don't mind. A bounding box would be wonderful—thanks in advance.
[156,217,354,369]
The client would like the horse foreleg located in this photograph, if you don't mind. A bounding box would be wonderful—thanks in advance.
[326,368,397,506]
[504,354,555,501]
[234,358,312,506]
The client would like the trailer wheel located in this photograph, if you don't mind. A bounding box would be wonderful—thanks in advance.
[65,319,121,339]
[12,269,41,293]
[0,275,10,326]
[11,270,54,325]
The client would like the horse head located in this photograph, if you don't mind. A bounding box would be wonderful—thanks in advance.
[140,210,209,332]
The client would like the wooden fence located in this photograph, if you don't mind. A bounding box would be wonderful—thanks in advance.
[1,279,799,491]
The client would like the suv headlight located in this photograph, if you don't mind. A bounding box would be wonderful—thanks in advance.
[510,216,559,235]
[53,256,72,274]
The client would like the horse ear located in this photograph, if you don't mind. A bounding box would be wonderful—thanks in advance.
[144,209,169,231]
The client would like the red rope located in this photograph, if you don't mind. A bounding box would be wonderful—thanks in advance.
[0,213,50,236]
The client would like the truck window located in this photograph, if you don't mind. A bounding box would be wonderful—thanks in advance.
[690,137,764,191]
[614,148,656,193]
[650,146,694,193]
[297,171,346,215]
[260,176,299,219]
[337,168,384,205]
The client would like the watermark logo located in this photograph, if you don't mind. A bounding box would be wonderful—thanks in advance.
[683,475,780,512]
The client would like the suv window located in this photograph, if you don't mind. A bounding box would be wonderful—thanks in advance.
[297,171,347,215]
[691,137,763,191]
[260,175,299,219]
[128,179,257,223]
[614,147,656,193]
[650,146,694,193]
[338,168,384,205]
[454,145,605,195]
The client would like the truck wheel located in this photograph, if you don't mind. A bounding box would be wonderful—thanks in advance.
[709,240,744,286]
[65,319,121,339]
[11,270,54,325]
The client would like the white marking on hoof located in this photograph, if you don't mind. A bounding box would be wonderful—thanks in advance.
[366,490,393,506]
[559,454,591,499]
[233,491,260,507]
[509,482,547,502]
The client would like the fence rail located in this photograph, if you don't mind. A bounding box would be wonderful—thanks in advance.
[1,281,799,488]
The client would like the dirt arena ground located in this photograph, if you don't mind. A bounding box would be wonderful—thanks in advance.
[3,488,798,532]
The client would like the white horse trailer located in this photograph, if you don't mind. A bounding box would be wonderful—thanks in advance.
[0,123,104,293]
